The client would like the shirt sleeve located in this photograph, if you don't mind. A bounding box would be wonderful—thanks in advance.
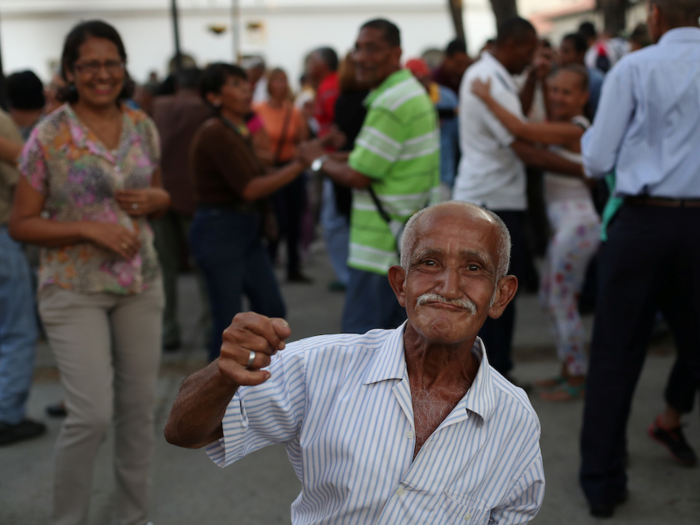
[18,128,49,195]
[581,60,635,178]
[205,340,307,468]
[0,112,22,188]
[480,78,523,148]
[348,105,405,180]
[489,456,545,524]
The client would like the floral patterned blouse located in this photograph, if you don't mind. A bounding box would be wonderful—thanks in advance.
[20,104,161,295]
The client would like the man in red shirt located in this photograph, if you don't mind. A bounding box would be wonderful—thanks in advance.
[308,47,340,137]
[306,47,349,290]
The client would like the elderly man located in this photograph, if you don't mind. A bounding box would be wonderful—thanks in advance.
[580,0,700,518]
[165,201,544,524]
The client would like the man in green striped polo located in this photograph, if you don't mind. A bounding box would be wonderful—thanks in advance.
[299,18,439,333]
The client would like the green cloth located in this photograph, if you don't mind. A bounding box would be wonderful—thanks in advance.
[601,172,624,242]
[348,69,440,274]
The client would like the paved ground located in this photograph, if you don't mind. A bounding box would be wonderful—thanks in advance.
[1,243,698,524]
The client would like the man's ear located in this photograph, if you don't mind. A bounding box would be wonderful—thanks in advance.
[388,265,407,308]
[487,275,518,319]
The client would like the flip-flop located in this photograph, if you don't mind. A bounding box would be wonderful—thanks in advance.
[539,382,586,402]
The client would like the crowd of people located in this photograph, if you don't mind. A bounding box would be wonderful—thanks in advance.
[0,0,698,523]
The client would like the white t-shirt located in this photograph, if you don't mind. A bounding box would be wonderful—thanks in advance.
[453,52,526,210]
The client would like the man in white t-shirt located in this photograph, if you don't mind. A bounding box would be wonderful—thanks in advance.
[453,16,582,381]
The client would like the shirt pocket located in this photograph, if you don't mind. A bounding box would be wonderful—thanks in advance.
[437,491,492,524]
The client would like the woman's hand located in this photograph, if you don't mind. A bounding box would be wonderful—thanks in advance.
[471,77,492,102]
[81,222,141,260]
[115,188,170,217]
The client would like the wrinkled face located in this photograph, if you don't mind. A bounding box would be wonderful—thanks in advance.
[207,74,252,117]
[547,70,588,121]
[352,27,401,88]
[395,209,503,345]
[268,71,289,100]
[66,36,125,109]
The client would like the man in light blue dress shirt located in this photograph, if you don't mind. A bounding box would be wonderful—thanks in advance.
[165,201,545,524]
[579,0,700,518]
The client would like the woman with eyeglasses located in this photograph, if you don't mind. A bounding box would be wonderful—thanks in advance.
[190,63,309,363]
[9,20,169,525]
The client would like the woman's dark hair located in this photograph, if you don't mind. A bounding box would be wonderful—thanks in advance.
[199,63,247,107]
[57,20,134,104]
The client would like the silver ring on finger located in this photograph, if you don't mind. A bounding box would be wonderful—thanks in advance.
[246,350,256,370]
[132,203,139,210]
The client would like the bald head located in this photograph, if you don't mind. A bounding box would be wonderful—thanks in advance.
[401,202,512,280]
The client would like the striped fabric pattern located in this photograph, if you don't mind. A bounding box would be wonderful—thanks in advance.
[206,325,545,524]
[582,28,700,198]
[348,70,440,274]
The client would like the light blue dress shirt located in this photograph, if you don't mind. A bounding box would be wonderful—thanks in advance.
[206,325,544,524]
[582,27,700,198]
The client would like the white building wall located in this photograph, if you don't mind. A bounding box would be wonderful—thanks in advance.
[0,1,499,85]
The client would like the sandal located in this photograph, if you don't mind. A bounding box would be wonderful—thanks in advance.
[539,382,586,402]
[533,375,567,389]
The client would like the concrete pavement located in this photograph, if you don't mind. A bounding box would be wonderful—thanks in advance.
[1,243,698,524]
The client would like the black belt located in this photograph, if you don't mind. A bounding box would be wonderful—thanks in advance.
[626,196,700,208]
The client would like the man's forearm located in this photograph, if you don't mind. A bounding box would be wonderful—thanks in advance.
[164,360,239,449]
[321,159,371,189]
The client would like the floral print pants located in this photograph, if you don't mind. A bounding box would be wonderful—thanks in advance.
[540,199,601,376]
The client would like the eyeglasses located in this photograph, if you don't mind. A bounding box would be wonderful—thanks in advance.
[73,60,125,76]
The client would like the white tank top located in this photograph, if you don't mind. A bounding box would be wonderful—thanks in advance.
[544,116,591,204]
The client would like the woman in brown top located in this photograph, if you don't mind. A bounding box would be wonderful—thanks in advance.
[190,63,307,362]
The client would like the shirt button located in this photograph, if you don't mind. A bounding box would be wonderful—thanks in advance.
[396,487,405,496]
[464,512,472,520]
[406,431,414,439]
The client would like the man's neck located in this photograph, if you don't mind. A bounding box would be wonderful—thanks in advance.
[403,323,479,391]
[372,65,401,89]
[489,48,514,75]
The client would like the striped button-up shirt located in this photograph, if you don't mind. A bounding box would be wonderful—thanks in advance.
[206,325,544,524]
[582,28,700,198]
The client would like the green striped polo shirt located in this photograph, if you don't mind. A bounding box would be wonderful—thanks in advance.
[348,69,440,275]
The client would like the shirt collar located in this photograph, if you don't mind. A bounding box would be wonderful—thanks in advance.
[658,27,700,45]
[364,69,413,107]
[459,338,497,422]
[363,323,408,384]
[480,51,519,95]
[363,324,497,422]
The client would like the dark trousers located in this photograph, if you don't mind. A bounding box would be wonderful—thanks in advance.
[478,210,526,376]
[190,207,286,362]
[268,173,307,277]
[665,357,698,413]
[580,204,700,507]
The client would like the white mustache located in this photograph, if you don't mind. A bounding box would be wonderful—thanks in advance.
[416,293,477,314]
